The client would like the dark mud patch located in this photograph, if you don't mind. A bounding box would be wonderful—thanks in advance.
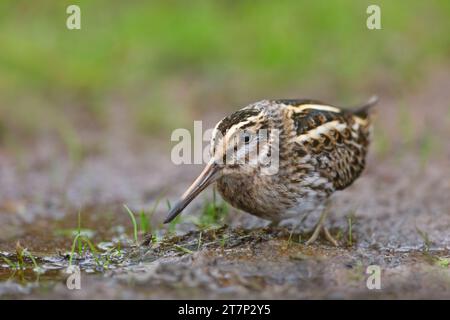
[1,226,450,299]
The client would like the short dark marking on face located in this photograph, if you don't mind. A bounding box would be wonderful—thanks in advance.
[258,120,269,131]
[240,121,256,131]
[217,108,260,135]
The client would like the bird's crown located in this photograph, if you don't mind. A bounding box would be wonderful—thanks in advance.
[209,103,276,172]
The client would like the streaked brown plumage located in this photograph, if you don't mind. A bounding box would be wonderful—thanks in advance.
[165,97,377,245]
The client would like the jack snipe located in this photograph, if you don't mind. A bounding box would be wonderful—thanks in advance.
[164,97,377,245]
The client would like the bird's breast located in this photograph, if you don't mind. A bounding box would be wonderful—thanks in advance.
[216,172,329,221]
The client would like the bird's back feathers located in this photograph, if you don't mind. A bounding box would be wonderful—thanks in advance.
[272,97,376,191]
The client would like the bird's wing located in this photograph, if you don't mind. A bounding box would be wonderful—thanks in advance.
[282,100,373,190]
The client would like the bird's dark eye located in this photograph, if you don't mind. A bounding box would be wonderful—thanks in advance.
[243,132,251,144]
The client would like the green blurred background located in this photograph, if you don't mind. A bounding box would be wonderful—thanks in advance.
[0,0,449,158]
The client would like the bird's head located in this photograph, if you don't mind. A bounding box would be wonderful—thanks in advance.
[164,103,278,223]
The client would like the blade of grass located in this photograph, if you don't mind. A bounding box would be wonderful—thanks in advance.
[77,210,82,254]
[69,233,82,266]
[212,186,217,213]
[81,238,101,267]
[15,242,25,268]
[23,249,44,273]
[139,211,150,234]
[123,204,138,244]
[416,226,431,251]
[197,231,202,251]
[220,234,227,249]
[348,216,353,246]
[2,257,17,269]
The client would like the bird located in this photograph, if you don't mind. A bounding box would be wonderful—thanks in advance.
[164,96,378,245]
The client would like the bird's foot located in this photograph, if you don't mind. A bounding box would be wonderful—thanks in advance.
[304,222,322,245]
[305,224,338,246]
[323,226,339,246]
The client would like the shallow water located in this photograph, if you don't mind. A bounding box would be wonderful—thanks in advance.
[1,221,450,299]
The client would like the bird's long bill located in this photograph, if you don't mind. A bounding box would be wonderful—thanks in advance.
[164,162,220,224]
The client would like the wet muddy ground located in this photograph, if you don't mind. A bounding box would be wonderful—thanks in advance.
[1,69,450,299]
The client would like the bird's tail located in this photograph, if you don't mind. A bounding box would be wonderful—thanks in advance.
[352,95,379,119]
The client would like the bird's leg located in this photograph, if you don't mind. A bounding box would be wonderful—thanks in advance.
[305,202,338,246]
[323,225,339,247]
[304,209,327,245]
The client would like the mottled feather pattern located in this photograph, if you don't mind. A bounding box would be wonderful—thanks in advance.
[216,99,374,221]
[287,103,371,191]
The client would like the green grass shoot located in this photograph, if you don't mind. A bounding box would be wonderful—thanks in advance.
[139,211,150,234]
[123,204,139,244]
[347,215,353,247]
[23,249,44,274]
[416,227,432,251]
[197,231,202,251]
[69,233,82,266]
[2,256,17,270]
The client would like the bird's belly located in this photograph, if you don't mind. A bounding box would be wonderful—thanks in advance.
[216,176,329,221]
